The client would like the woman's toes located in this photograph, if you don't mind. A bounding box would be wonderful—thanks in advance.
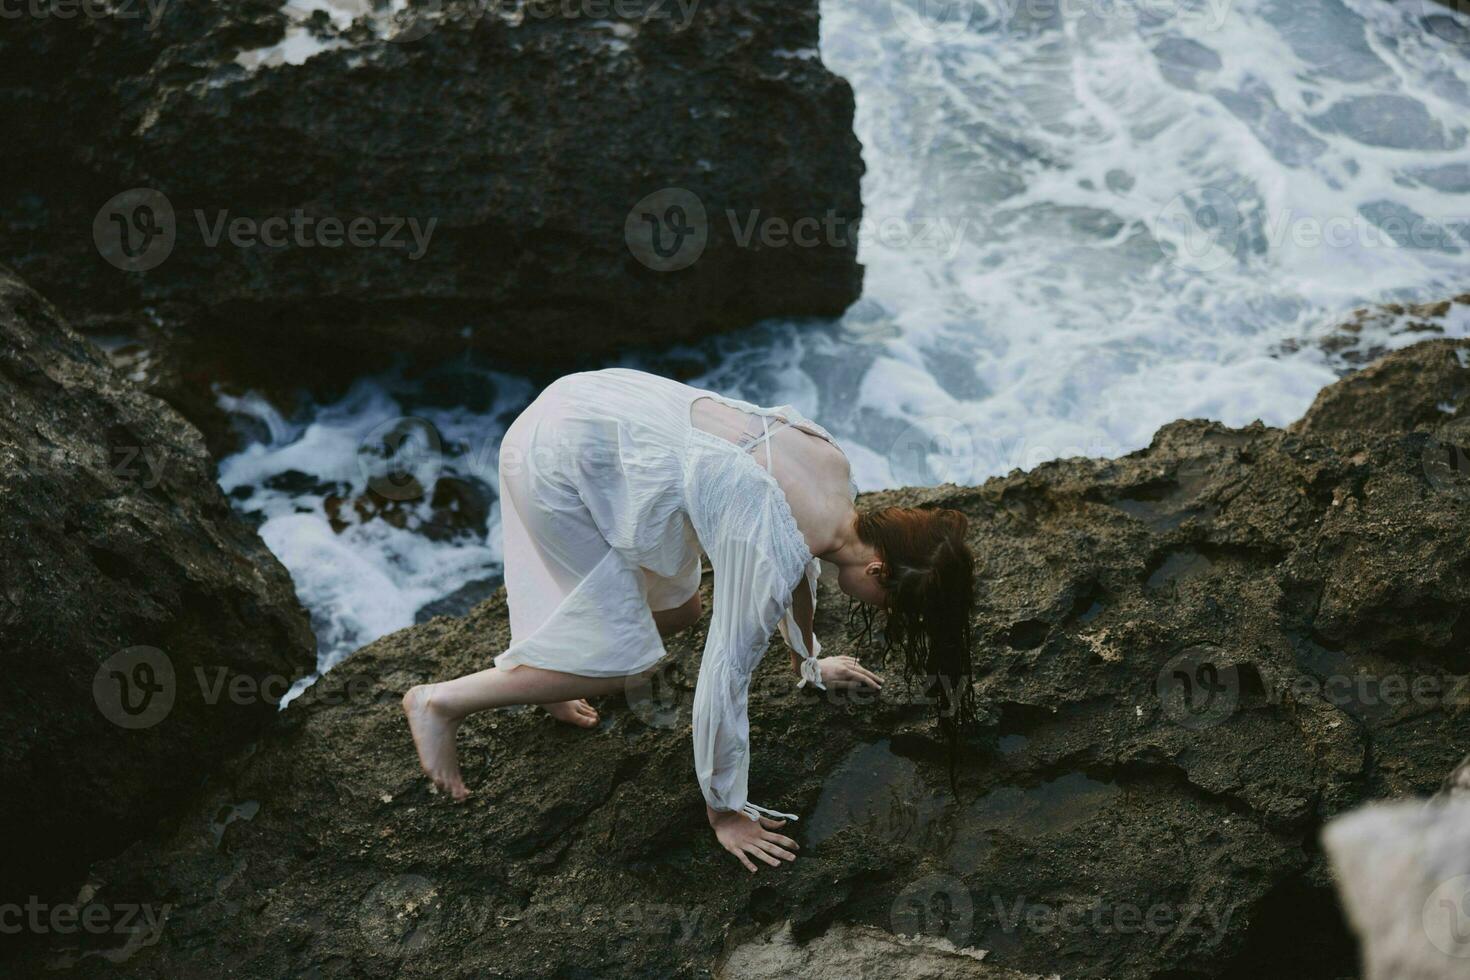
[544,699,601,728]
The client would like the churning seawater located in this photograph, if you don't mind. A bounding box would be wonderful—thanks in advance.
[218,0,1470,678]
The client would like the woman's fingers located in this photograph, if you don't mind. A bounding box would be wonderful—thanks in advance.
[755,838,797,862]
[745,842,781,867]
[761,830,799,851]
[839,660,881,688]
[728,846,757,873]
[758,816,787,830]
[830,663,883,690]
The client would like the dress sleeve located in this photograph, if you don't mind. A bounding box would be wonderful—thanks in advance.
[691,480,815,821]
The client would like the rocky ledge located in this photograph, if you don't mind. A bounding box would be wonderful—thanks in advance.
[0,267,315,931]
[5,337,1467,976]
[0,0,863,412]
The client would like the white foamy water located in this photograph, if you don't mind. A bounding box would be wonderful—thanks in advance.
[217,366,529,673]
[221,0,1470,674]
[233,0,415,69]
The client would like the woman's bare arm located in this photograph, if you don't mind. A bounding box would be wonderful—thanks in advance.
[788,575,815,674]
[787,574,883,691]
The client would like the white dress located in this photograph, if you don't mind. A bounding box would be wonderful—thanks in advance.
[492,367,856,821]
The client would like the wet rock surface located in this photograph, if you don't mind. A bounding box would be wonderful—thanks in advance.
[0,267,315,922]
[0,0,864,406]
[1274,293,1470,372]
[717,921,1045,979]
[13,338,1470,977]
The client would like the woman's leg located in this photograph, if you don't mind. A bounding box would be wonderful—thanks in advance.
[651,590,701,638]
[404,591,702,800]
[542,588,700,725]
[404,664,638,801]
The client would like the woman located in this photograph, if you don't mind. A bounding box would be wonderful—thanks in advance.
[404,368,976,872]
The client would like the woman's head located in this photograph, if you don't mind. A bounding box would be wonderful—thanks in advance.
[846,506,978,735]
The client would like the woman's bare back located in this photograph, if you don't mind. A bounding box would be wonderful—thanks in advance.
[689,396,854,558]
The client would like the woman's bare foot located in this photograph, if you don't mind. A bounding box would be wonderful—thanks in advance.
[403,684,471,801]
[542,698,600,728]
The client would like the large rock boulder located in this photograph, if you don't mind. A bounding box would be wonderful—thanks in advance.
[0,0,863,396]
[9,338,1468,977]
[0,267,315,919]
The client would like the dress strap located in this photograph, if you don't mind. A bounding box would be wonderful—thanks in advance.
[742,414,793,473]
[742,801,800,823]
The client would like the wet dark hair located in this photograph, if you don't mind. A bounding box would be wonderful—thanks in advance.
[848,506,977,787]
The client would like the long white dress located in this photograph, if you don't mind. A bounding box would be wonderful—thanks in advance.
[492,367,856,821]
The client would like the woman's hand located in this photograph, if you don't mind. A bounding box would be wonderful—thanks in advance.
[708,807,799,873]
[818,655,884,690]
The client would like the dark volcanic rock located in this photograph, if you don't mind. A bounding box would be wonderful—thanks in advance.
[12,339,1470,977]
[0,0,864,395]
[1293,330,1470,438]
[0,267,315,919]
[1274,294,1470,373]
